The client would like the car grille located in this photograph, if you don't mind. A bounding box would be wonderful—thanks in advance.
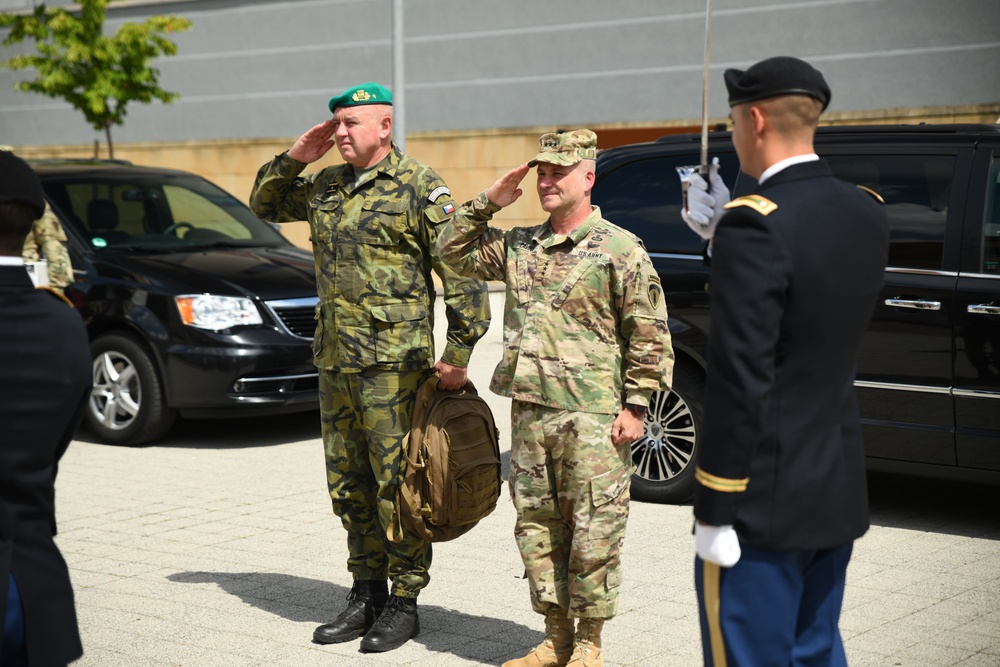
[264,296,319,339]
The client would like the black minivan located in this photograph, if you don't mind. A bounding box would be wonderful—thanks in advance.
[593,124,1000,503]
[34,160,319,446]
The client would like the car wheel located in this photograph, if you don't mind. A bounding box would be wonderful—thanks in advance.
[629,361,705,504]
[87,332,176,446]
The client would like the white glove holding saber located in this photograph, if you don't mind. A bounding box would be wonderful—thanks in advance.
[680,157,731,240]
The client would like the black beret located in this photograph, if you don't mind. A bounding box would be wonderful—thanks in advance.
[0,149,45,219]
[724,56,831,111]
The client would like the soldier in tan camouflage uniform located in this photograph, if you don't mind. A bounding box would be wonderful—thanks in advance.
[249,82,490,653]
[22,205,73,294]
[0,147,73,294]
[437,130,674,667]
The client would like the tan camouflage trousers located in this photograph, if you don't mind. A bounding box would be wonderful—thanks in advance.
[320,367,432,598]
[509,400,632,619]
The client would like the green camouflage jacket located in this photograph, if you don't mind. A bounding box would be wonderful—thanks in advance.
[249,147,490,373]
[437,192,674,414]
[22,205,73,292]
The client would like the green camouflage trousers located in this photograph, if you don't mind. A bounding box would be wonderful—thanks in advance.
[509,400,632,619]
[320,367,432,598]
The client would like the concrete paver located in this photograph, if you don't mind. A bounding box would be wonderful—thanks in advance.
[53,291,1000,666]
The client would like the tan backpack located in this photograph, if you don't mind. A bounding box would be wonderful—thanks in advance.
[390,375,502,543]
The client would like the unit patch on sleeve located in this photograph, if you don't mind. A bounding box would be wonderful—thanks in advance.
[428,186,451,203]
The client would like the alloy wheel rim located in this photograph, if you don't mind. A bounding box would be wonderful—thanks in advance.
[89,351,141,431]
[630,389,697,483]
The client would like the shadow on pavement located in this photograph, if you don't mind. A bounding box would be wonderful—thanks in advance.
[166,571,533,665]
[72,410,322,449]
[866,471,1000,540]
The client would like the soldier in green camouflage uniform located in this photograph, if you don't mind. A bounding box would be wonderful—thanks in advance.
[22,205,73,294]
[248,82,490,654]
[437,130,674,667]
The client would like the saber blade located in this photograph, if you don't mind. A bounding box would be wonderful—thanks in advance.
[700,0,712,174]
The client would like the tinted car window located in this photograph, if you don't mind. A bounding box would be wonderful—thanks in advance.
[984,157,1000,274]
[42,173,287,251]
[826,155,953,270]
[593,153,741,254]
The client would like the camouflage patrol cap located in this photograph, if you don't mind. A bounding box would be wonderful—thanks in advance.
[328,82,393,113]
[0,149,45,219]
[528,129,598,167]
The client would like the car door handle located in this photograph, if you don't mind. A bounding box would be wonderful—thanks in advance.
[968,303,1000,315]
[885,298,941,311]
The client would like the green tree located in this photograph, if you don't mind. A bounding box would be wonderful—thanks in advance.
[0,0,191,158]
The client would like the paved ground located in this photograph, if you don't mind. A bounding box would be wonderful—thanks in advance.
[56,291,1000,666]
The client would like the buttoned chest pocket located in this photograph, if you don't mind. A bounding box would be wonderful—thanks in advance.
[358,199,407,246]
[309,193,342,246]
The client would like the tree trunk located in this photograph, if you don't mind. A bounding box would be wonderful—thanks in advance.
[104,124,114,160]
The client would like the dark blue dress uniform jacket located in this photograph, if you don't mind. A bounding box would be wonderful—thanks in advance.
[0,265,90,665]
[693,160,889,551]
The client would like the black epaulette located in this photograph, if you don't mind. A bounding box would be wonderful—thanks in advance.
[37,285,73,307]
[723,195,778,216]
[856,185,885,204]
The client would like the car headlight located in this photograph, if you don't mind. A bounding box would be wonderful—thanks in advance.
[175,294,263,331]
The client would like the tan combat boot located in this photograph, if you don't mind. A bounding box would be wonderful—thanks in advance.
[566,618,604,667]
[501,607,575,667]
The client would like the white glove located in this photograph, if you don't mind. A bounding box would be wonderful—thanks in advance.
[680,157,731,240]
[695,522,741,567]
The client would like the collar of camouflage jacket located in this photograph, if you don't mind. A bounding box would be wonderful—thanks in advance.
[533,205,603,250]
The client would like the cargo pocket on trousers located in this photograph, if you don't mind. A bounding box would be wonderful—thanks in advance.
[588,463,630,540]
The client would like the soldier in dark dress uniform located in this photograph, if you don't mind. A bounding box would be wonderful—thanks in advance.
[680,57,890,666]
[0,149,90,667]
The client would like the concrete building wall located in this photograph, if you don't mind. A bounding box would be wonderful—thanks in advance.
[2,0,999,248]
[2,0,999,146]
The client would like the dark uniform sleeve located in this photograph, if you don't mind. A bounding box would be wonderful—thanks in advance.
[249,152,316,223]
[421,183,492,368]
[693,206,790,526]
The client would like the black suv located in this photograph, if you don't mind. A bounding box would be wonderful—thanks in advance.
[592,124,1000,503]
[34,161,319,446]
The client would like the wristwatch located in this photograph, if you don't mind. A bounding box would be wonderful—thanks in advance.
[626,403,647,417]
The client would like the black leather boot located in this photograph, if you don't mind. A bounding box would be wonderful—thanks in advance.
[313,580,388,644]
[358,594,420,652]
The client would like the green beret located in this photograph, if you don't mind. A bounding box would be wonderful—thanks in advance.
[328,82,393,113]
[528,129,598,167]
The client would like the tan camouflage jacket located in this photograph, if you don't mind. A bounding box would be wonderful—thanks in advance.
[438,192,674,414]
[22,205,73,292]
[249,147,490,373]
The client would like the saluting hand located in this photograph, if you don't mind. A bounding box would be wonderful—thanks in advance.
[288,121,336,164]
[486,163,530,208]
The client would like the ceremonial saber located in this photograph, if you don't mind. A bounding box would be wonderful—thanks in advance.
[699,0,712,174]
[678,0,713,207]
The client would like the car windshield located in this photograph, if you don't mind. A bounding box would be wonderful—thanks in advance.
[40,170,289,252]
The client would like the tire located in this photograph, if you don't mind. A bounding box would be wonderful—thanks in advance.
[629,361,705,504]
[86,332,177,446]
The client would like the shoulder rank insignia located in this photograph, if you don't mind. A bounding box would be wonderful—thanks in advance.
[723,195,778,216]
[856,184,885,204]
[38,285,74,307]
